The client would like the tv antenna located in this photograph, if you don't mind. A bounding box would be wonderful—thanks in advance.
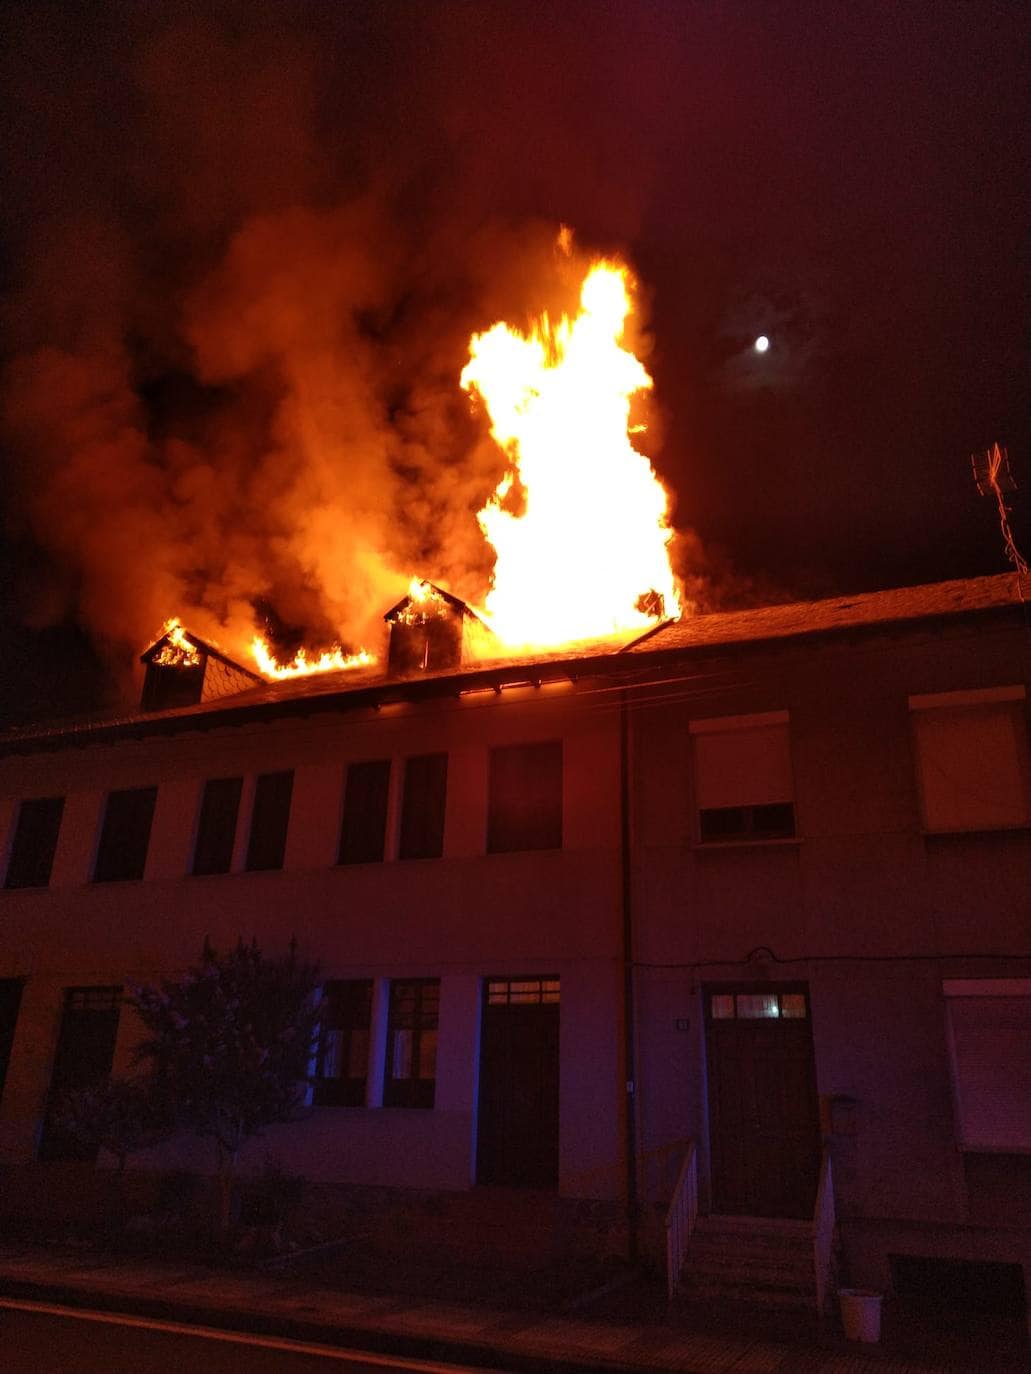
[971,442,1028,576]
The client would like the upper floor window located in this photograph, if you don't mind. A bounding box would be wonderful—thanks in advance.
[909,687,1030,833]
[487,741,563,853]
[313,979,372,1106]
[399,753,447,860]
[245,770,293,872]
[690,711,795,844]
[192,777,243,876]
[94,787,157,882]
[338,760,391,865]
[385,978,439,1108]
[5,796,64,889]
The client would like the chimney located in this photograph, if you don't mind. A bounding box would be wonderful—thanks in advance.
[383,581,489,675]
[139,622,261,711]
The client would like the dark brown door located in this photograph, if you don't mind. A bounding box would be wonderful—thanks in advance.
[705,984,820,1218]
[477,978,560,1188]
[39,987,121,1162]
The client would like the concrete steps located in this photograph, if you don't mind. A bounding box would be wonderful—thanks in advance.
[679,1214,818,1310]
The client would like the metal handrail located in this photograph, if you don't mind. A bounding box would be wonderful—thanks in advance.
[664,1139,698,1300]
[812,1146,836,1314]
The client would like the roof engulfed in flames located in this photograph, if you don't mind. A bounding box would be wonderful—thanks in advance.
[462,252,680,650]
[156,233,681,682]
[250,637,374,680]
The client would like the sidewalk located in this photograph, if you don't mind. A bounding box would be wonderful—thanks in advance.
[0,1241,1022,1374]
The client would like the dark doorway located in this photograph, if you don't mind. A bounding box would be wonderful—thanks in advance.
[38,987,122,1161]
[704,983,821,1218]
[477,977,560,1188]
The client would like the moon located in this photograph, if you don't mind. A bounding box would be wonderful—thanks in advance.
[754,335,770,353]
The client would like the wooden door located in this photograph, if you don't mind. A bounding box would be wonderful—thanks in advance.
[477,978,560,1188]
[705,984,820,1218]
[38,987,121,1162]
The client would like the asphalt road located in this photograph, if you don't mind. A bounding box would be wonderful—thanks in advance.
[0,1299,505,1373]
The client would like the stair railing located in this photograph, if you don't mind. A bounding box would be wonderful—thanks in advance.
[812,1146,836,1314]
[664,1138,697,1299]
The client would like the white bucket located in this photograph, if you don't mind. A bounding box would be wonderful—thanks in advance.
[838,1288,883,1342]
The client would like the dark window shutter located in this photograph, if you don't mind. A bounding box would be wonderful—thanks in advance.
[94,788,157,882]
[487,741,563,853]
[5,796,64,889]
[192,777,243,875]
[338,760,391,865]
[399,754,448,860]
[246,771,294,871]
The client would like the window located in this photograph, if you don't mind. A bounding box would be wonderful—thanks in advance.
[0,980,24,1107]
[93,787,157,882]
[910,687,1030,833]
[192,777,243,875]
[944,980,1031,1151]
[385,979,439,1107]
[38,986,122,1161]
[709,990,808,1020]
[338,760,391,865]
[398,754,447,860]
[245,770,293,871]
[487,741,562,853]
[5,796,64,889]
[690,711,795,843]
[313,980,372,1106]
[487,977,560,1005]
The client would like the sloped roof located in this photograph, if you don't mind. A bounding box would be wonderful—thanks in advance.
[1,571,1025,754]
[625,571,1028,656]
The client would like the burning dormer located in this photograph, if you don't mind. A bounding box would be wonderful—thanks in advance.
[384,580,490,675]
[140,619,261,711]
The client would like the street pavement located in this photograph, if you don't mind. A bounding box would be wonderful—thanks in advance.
[0,1242,1024,1374]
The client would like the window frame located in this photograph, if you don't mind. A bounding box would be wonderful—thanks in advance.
[93,786,158,883]
[338,759,392,866]
[689,710,797,847]
[313,979,373,1107]
[4,795,65,889]
[909,686,1030,835]
[487,740,563,854]
[245,770,294,872]
[943,979,1031,1154]
[398,754,448,861]
[384,978,440,1109]
[191,776,243,876]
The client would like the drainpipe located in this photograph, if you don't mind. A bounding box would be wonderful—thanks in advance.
[620,686,640,1264]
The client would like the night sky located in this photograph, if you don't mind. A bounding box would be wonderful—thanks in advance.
[1,1,1027,723]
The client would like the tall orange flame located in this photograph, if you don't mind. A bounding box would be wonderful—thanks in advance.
[461,255,680,649]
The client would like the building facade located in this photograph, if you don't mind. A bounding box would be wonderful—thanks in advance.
[0,572,1028,1320]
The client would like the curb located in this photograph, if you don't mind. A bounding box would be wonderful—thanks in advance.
[0,1273,679,1374]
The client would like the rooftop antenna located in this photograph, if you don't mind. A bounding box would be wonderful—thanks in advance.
[971,442,1028,576]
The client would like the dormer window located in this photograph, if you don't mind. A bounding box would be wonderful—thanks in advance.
[383,580,490,675]
[139,620,260,712]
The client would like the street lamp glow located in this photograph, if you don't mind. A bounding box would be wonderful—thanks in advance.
[754,335,770,353]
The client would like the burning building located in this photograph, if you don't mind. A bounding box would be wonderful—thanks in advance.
[0,568,1028,1328]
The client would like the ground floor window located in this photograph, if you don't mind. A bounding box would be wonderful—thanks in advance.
[385,979,439,1108]
[314,980,373,1106]
[943,979,1031,1151]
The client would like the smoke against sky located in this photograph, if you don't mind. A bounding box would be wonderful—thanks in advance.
[1,1,1027,718]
